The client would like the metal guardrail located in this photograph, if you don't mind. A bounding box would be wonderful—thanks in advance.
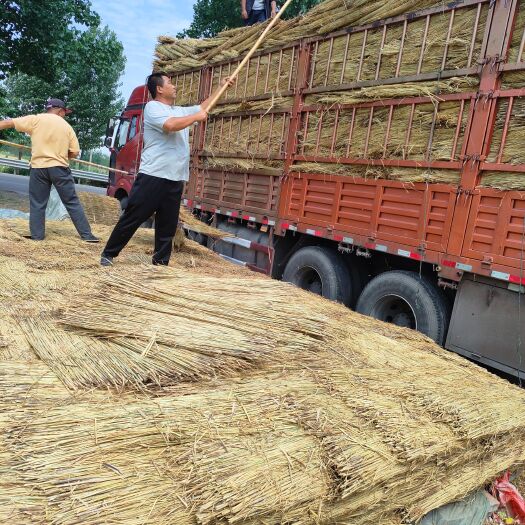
[0,156,108,184]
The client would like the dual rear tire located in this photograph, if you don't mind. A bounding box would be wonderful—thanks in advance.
[282,247,449,344]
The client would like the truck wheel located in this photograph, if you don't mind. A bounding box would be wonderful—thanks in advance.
[356,270,449,344]
[282,246,352,305]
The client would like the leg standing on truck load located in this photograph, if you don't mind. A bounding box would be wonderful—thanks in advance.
[0,98,99,242]
[241,0,277,25]
[100,72,234,266]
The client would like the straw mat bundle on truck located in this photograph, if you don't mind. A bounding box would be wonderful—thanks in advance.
[153,0,502,187]
[154,0,483,75]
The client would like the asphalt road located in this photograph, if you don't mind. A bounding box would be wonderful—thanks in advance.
[0,172,106,195]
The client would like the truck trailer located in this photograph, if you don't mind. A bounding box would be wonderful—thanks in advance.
[105,0,525,377]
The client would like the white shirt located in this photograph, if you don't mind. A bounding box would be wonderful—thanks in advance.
[138,101,201,182]
[252,0,264,10]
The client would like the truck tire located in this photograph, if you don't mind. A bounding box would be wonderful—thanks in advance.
[356,270,449,344]
[282,246,353,305]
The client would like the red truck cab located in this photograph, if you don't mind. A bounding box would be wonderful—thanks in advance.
[105,85,147,209]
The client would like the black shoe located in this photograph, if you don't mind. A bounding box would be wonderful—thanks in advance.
[152,259,169,266]
[100,255,113,267]
[82,234,100,243]
[23,235,44,240]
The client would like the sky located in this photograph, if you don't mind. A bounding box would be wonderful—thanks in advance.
[90,0,196,104]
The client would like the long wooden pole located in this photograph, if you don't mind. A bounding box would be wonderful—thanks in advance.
[0,139,129,175]
[205,0,294,112]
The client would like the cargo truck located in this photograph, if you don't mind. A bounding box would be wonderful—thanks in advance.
[105,0,525,377]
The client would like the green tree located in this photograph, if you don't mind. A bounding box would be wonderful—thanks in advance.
[3,26,125,150]
[0,0,100,81]
[178,0,323,38]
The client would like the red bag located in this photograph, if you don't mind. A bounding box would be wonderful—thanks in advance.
[492,471,525,523]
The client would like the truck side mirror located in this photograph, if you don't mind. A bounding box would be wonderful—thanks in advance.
[104,116,119,149]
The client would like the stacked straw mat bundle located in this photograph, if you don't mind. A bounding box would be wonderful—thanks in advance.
[154,0,485,75]
[78,192,233,239]
[154,0,525,192]
[2,225,525,523]
[154,0,499,186]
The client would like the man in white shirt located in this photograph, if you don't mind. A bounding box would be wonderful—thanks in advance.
[241,0,277,25]
[100,72,233,266]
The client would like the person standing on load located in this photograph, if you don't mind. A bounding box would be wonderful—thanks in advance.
[100,72,234,267]
[241,0,277,25]
[0,99,99,242]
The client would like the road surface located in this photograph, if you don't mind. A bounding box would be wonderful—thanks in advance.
[0,173,106,195]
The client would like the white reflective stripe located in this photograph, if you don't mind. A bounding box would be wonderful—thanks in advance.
[306,229,317,236]
[226,211,233,216]
[221,237,252,249]
[268,220,276,226]
[219,254,247,266]
[183,199,188,205]
[491,270,510,281]
[195,204,202,209]
[288,225,297,231]
[398,249,410,258]
[456,262,472,272]
[248,216,256,221]
[509,283,525,293]
[215,209,221,214]
[376,244,387,252]
[343,237,353,244]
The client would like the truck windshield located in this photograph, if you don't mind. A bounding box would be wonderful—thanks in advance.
[115,119,131,150]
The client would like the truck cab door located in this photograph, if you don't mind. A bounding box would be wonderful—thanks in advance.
[113,115,142,175]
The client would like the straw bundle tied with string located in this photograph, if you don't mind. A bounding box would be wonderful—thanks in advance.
[154,0,466,75]
[2,343,525,524]
[19,269,327,390]
[3,250,525,522]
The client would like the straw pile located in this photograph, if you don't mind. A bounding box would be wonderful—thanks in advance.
[179,206,234,238]
[78,192,121,226]
[503,6,525,88]
[299,98,470,162]
[290,163,462,184]
[2,222,525,522]
[0,191,29,212]
[152,0,525,190]
[0,219,253,277]
[76,192,233,239]
[19,270,326,390]
[304,77,478,106]
[203,112,289,157]
[2,255,525,523]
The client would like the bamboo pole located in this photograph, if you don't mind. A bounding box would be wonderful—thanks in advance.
[205,0,295,112]
[0,139,130,175]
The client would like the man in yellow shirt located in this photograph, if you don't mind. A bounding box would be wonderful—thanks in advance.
[0,98,99,242]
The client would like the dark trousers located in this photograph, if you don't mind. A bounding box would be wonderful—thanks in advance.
[245,9,267,25]
[29,166,92,240]
[103,173,184,265]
